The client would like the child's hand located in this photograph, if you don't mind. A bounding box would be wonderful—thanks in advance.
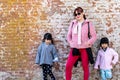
[117,61,120,64]
[53,57,59,62]
[111,62,115,66]
[92,69,98,74]
[94,69,98,72]
[53,62,60,70]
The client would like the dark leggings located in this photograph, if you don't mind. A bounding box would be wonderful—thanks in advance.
[41,64,55,80]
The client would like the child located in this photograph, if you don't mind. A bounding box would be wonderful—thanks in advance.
[35,33,59,80]
[94,37,119,80]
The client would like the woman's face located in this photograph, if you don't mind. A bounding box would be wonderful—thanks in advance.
[75,11,84,21]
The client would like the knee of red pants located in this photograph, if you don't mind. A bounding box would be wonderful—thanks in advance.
[66,61,73,71]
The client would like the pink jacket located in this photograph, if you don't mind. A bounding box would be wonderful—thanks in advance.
[94,48,119,70]
[67,19,97,48]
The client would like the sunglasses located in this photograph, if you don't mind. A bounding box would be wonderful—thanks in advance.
[74,13,81,16]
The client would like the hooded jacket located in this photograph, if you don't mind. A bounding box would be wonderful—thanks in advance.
[67,19,97,48]
[94,47,119,69]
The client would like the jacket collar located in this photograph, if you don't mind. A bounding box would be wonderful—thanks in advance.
[72,19,89,25]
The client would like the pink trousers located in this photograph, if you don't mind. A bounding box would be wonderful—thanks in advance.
[65,48,89,80]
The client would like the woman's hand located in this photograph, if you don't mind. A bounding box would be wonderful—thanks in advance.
[85,42,91,46]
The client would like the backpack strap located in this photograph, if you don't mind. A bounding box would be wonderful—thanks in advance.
[88,22,91,39]
[71,22,74,34]
[71,22,74,28]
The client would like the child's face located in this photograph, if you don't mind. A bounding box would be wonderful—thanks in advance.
[101,43,108,48]
[45,39,51,44]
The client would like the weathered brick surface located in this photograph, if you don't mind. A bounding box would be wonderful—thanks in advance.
[0,0,120,80]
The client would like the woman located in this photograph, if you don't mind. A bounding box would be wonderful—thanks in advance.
[65,7,97,80]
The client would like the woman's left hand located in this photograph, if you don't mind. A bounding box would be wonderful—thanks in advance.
[85,42,91,46]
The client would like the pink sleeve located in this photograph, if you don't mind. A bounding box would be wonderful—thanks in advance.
[88,22,97,45]
[67,21,73,43]
[111,49,119,64]
[94,51,101,69]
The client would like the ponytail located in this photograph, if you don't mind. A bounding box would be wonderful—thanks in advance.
[83,14,86,20]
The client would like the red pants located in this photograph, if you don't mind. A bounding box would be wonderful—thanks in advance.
[65,48,89,80]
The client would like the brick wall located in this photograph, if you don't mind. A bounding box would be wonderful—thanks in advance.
[0,0,120,80]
